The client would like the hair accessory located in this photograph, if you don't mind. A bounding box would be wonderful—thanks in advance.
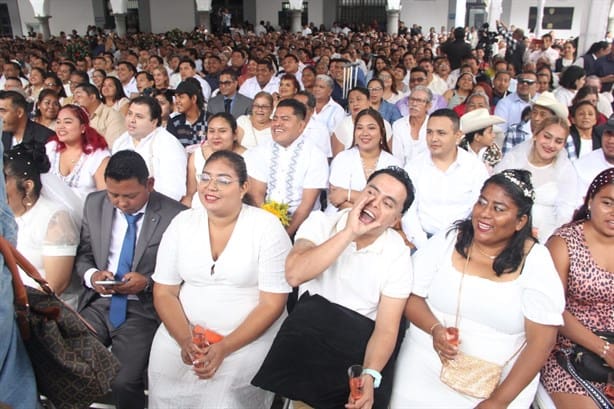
[586,168,614,202]
[500,170,535,201]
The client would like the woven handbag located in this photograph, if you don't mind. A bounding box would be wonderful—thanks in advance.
[1,236,120,409]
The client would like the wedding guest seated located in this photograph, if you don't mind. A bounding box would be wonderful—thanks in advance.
[391,169,565,408]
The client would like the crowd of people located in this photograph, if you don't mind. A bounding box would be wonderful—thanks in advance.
[0,16,613,409]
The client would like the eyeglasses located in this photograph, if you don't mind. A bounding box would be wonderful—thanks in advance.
[197,173,237,187]
[367,87,383,92]
[253,104,272,110]
[219,80,234,86]
[517,79,536,85]
[409,97,428,104]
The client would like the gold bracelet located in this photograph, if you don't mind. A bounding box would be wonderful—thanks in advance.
[429,322,442,335]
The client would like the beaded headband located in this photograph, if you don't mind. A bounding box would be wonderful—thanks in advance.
[500,170,535,201]
[586,167,614,202]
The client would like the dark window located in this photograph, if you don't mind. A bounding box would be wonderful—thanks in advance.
[528,7,574,31]
[0,4,13,37]
[336,0,386,29]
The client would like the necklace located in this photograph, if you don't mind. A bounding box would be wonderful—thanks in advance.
[360,153,378,179]
[473,242,498,260]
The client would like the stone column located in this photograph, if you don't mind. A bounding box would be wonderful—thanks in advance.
[195,0,212,31]
[291,10,302,33]
[110,0,128,36]
[454,0,467,28]
[29,0,51,39]
[535,0,546,37]
[487,0,503,29]
[579,0,610,54]
[386,9,400,35]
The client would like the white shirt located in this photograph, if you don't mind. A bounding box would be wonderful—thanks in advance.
[528,47,559,69]
[244,136,329,213]
[428,75,449,95]
[333,115,392,151]
[312,98,347,135]
[327,147,401,214]
[391,115,429,167]
[190,75,212,101]
[112,127,187,201]
[122,76,139,97]
[303,116,333,158]
[239,76,280,99]
[402,148,489,247]
[236,115,272,148]
[495,139,579,242]
[296,209,412,320]
[574,148,614,202]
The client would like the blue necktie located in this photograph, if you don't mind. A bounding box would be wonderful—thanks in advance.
[109,213,143,328]
[224,98,231,113]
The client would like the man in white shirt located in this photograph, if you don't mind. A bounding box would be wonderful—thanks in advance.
[391,86,431,166]
[239,59,280,99]
[178,57,211,102]
[575,115,614,200]
[279,54,303,85]
[419,58,448,95]
[73,83,126,147]
[112,96,187,201]
[294,91,332,158]
[117,61,139,97]
[312,74,347,135]
[402,108,489,248]
[528,34,559,69]
[245,99,329,237]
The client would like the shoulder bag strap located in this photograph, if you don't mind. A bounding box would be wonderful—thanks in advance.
[556,349,614,409]
[0,236,31,339]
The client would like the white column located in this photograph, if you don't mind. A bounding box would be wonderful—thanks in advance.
[289,0,303,33]
[535,0,546,36]
[195,0,212,31]
[455,0,467,28]
[387,9,400,35]
[110,0,128,36]
[579,0,611,54]
[486,0,503,29]
[29,0,51,40]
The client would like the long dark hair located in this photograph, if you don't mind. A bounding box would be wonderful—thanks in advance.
[452,169,536,276]
[4,143,50,201]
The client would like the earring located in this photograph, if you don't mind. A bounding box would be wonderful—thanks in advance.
[587,205,591,220]
[23,194,33,208]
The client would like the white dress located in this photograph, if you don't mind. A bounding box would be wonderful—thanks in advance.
[237,115,272,148]
[148,205,292,409]
[390,231,565,408]
[15,196,79,305]
[326,147,401,214]
[45,141,110,202]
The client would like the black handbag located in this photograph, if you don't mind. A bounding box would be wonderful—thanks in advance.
[1,236,120,409]
[571,331,614,383]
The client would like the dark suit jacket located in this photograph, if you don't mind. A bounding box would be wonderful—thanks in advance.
[2,119,54,152]
[207,92,253,119]
[75,190,186,318]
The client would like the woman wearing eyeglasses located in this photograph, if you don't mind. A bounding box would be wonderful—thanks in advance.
[236,91,273,149]
[368,78,402,125]
[149,150,292,409]
[182,113,246,208]
[379,67,405,104]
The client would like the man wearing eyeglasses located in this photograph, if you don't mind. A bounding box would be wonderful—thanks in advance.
[494,71,538,132]
[396,67,447,117]
[207,68,253,119]
[391,86,432,167]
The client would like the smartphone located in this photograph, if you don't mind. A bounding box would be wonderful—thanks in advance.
[94,280,124,286]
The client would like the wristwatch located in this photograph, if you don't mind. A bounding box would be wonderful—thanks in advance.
[143,277,153,293]
[362,368,382,388]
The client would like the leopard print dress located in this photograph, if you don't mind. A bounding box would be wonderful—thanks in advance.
[541,221,614,396]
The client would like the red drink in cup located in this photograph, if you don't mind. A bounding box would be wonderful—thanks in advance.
[446,327,459,346]
[347,364,363,401]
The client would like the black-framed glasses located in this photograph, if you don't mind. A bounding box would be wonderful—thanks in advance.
[517,79,536,85]
[219,80,234,86]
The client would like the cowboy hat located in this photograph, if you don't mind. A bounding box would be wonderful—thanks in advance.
[460,108,505,134]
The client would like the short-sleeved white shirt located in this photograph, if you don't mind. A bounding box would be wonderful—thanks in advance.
[295,210,412,320]
[391,115,429,167]
[239,76,280,99]
[402,148,489,243]
[327,147,401,213]
[112,127,187,201]
[574,148,613,202]
[333,115,393,150]
[244,136,329,213]
[312,98,347,135]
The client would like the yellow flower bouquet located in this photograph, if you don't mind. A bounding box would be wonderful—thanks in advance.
[261,201,291,227]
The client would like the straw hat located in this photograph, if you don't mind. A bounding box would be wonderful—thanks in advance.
[532,91,569,120]
[460,108,506,134]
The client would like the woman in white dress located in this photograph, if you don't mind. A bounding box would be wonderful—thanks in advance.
[182,113,246,208]
[148,150,292,408]
[328,108,401,214]
[45,105,110,202]
[101,76,129,117]
[4,143,80,296]
[236,91,273,148]
[390,169,565,408]
[495,116,577,243]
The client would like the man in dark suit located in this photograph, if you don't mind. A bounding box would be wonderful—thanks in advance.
[0,90,53,152]
[75,150,186,408]
[207,68,253,119]
[440,27,472,70]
